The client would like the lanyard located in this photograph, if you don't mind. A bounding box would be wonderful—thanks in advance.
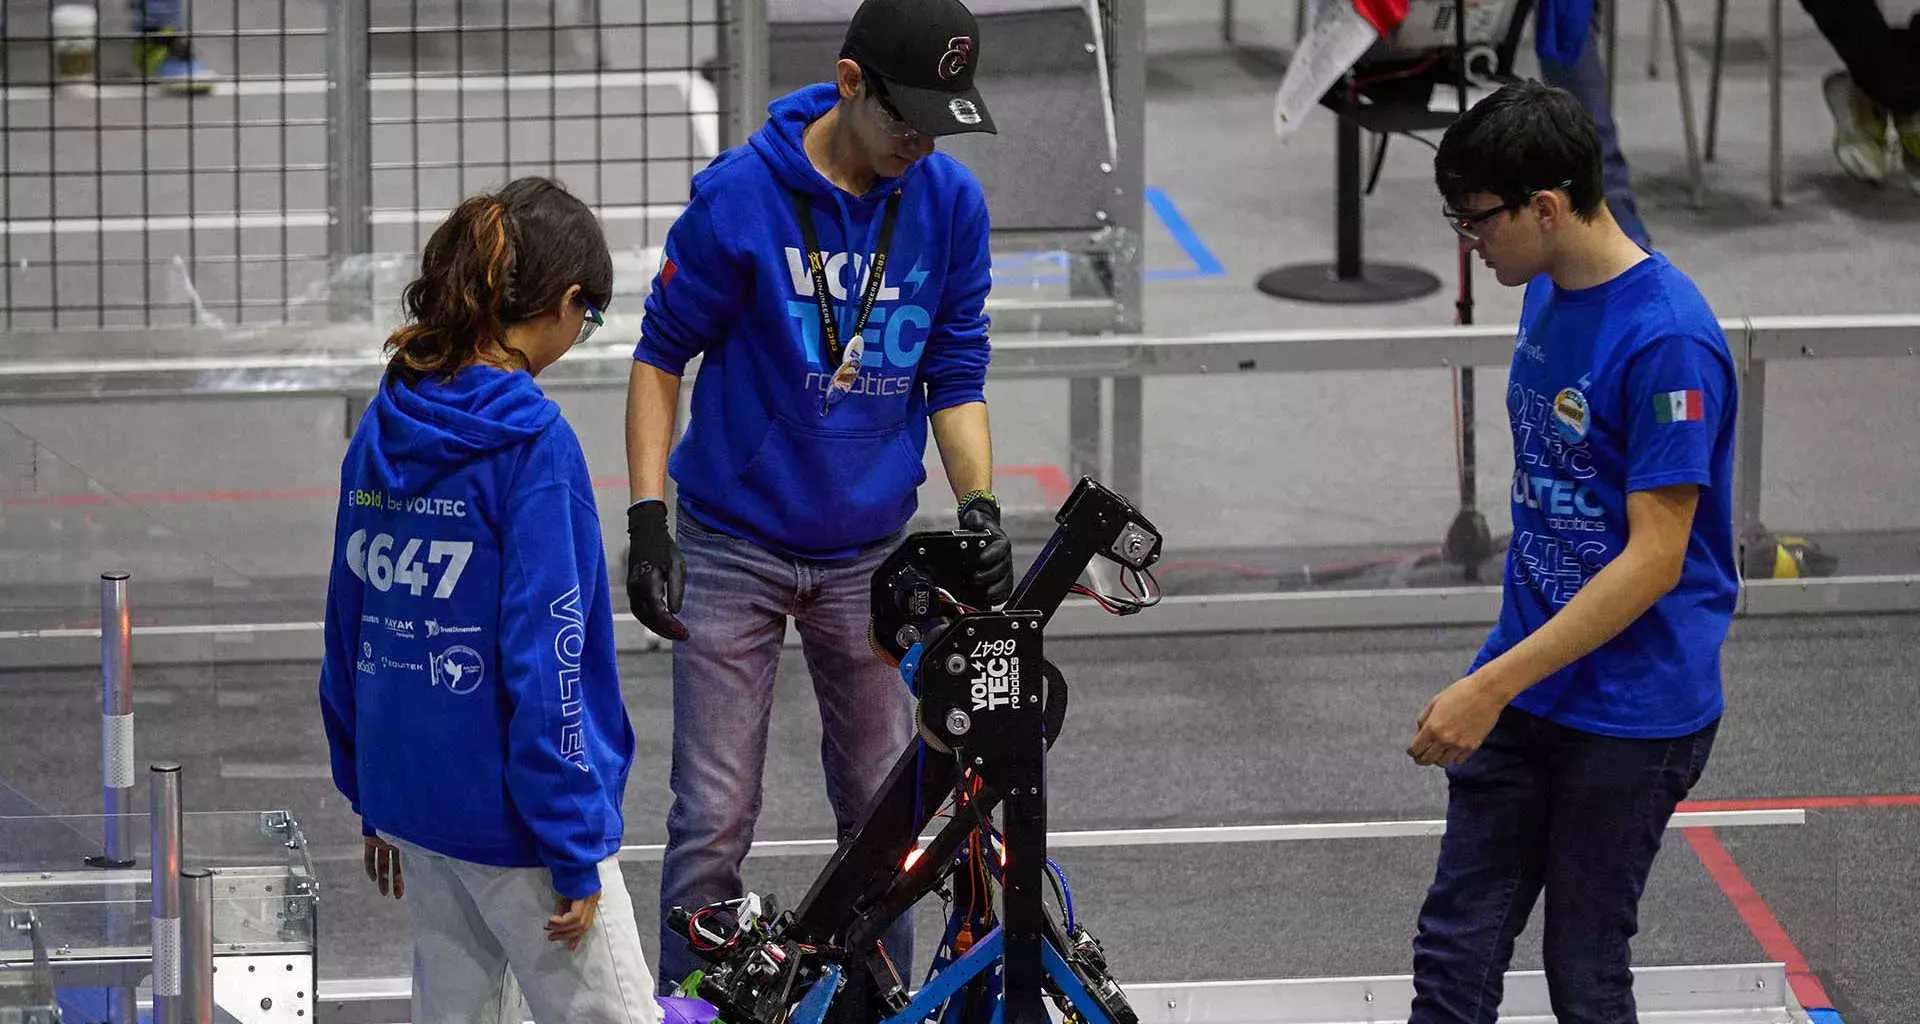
[790,189,903,385]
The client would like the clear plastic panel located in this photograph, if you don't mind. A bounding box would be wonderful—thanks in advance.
[1138,367,1515,595]
[0,811,316,957]
[1754,357,1920,580]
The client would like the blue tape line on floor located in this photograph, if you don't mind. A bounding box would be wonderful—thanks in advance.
[1807,1009,1845,1024]
[1144,187,1225,278]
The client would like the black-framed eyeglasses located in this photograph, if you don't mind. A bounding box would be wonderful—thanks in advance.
[575,300,604,346]
[1443,180,1575,241]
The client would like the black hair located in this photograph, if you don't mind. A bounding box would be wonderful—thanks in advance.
[386,176,613,385]
[1434,80,1606,220]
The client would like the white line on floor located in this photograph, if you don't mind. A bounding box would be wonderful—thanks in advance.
[0,201,687,237]
[609,809,1806,861]
[0,621,321,641]
[218,759,332,780]
[0,70,707,104]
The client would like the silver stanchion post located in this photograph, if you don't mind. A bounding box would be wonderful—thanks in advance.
[97,572,138,863]
[180,868,215,1024]
[90,572,138,1024]
[150,763,184,1024]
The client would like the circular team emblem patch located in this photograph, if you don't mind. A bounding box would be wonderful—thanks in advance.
[433,645,485,696]
[1552,387,1590,443]
[948,97,981,125]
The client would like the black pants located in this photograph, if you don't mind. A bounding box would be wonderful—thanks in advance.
[1801,0,1920,117]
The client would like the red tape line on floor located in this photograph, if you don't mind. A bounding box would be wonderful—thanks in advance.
[1682,827,1834,1011]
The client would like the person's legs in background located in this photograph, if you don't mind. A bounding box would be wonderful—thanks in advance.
[131,0,219,93]
[1538,1,1653,248]
[1799,0,1920,191]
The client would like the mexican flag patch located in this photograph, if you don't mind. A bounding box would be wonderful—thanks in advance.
[1653,389,1704,424]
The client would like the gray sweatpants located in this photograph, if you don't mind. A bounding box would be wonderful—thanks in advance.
[390,837,662,1024]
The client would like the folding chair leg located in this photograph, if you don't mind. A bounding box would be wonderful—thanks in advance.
[1664,0,1707,208]
[1706,0,1729,161]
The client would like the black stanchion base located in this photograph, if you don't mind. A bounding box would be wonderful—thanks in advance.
[85,854,136,869]
[1256,262,1442,304]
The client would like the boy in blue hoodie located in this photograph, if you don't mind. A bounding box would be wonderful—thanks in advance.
[319,178,662,1024]
[622,0,1012,993]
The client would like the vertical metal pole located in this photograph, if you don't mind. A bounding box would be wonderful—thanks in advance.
[724,0,769,149]
[1109,377,1143,501]
[1768,0,1784,207]
[1334,115,1362,280]
[94,572,139,1024]
[327,0,373,323]
[1734,328,1766,562]
[150,763,184,1024]
[1067,379,1103,485]
[98,572,136,865]
[180,869,215,1024]
[1106,0,1147,502]
[1706,0,1728,162]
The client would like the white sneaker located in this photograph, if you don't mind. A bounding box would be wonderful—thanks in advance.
[1823,70,1890,185]
[1899,114,1920,196]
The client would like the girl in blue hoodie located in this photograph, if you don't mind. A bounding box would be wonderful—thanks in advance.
[318,178,661,1024]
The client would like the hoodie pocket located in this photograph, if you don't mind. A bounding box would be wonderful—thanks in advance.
[737,414,926,553]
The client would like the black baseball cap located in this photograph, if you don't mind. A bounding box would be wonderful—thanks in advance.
[840,0,997,138]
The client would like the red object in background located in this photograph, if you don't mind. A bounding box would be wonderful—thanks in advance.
[1351,0,1411,35]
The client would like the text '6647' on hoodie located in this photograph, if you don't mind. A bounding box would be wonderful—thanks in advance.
[636,82,993,561]
[318,365,634,899]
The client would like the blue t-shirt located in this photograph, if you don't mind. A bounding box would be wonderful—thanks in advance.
[1472,253,1739,739]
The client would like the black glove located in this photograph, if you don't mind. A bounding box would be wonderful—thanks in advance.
[957,492,1014,606]
[625,500,689,640]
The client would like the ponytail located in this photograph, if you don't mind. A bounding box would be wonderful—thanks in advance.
[385,178,613,385]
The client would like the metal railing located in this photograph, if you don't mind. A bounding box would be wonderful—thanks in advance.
[0,312,1914,661]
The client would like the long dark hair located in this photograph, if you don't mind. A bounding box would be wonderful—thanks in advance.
[385,177,614,384]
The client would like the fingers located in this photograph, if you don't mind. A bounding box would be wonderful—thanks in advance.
[390,846,405,900]
[667,550,688,615]
[364,839,378,884]
[647,574,690,641]
[375,843,393,897]
[544,896,599,950]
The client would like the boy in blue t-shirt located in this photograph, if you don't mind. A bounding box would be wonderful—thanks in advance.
[1405,82,1739,1023]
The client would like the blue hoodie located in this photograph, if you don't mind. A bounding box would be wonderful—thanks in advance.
[636,83,993,561]
[317,366,633,899]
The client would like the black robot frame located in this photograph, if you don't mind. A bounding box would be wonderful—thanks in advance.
[668,477,1163,1024]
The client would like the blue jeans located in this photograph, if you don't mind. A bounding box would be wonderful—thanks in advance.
[655,505,916,995]
[1409,707,1718,1024]
[1539,16,1653,248]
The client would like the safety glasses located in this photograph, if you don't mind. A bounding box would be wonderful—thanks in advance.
[862,68,924,142]
[575,300,604,346]
[1443,180,1575,242]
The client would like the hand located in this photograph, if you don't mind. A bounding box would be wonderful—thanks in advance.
[957,494,1014,606]
[364,835,404,899]
[545,890,602,951]
[626,500,689,640]
[1407,675,1508,767]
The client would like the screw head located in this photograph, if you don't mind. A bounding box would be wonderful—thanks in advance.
[896,625,922,648]
[946,709,972,735]
[945,653,968,675]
